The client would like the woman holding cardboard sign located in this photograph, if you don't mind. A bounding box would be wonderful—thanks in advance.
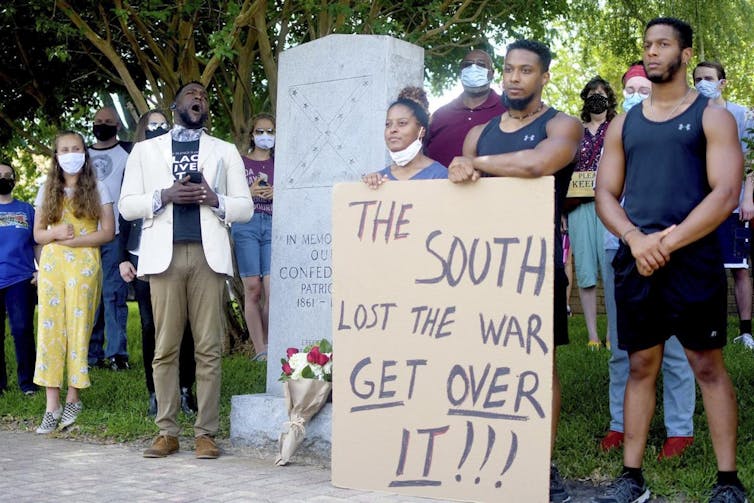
[564,76,617,350]
[362,86,447,189]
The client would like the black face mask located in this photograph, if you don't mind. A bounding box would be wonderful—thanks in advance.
[584,94,609,115]
[0,179,15,195]
[145,127,169,140]
[93,124,118,141]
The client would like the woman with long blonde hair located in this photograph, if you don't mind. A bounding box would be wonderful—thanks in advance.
[33,130,115,434]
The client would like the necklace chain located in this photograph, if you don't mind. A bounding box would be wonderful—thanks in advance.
[650,87,692,121]
[508,101,544,121]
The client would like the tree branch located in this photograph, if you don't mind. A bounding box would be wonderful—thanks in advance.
[55,0,148,112]
[0,110,53,155]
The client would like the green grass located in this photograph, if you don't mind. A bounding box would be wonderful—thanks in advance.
[2,305,753,499]
[556,315,754,501]
[0,302,267,442]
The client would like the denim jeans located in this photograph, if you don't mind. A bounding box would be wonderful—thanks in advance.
[89,238,129,363]
[0,279,37,392]
[603,247,695,436]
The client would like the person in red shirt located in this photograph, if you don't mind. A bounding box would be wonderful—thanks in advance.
[424,49,506,168]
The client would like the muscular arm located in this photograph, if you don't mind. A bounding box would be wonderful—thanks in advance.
[471,113,583,177]
[595,115,632,238]
[741,174,754,221]
[595,115,674,276]
[660,106,741,253]
[447,123,486,183]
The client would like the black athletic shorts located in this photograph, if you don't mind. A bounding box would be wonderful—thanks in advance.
[554,266,569,346]
[612,236,727,353]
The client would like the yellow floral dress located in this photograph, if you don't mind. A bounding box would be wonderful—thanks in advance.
[33,198,102,389]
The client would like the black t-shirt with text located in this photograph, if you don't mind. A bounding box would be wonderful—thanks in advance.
[172,139,202,243]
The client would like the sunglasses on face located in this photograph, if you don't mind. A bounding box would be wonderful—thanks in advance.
[460,59,490,69]
[623,88,651,99]
[147,122,170,132]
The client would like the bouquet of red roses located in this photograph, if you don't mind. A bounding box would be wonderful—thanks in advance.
[275,339,333,466]
[279,339,332,382]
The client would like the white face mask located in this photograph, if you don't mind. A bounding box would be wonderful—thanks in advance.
[254,133,275,150]
[389,130,424,167]
[57,152,86,175]
[695,79,722,99]
[461,64,491,89]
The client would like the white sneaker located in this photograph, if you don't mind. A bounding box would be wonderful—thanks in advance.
[733,333,754,349]
[59,401,83,428]
[36,406,63,434]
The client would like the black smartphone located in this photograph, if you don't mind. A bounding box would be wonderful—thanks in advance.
[187,171,202,184]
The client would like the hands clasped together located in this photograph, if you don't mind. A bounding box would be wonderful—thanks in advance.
[162,173,219,207]
[625,225,676,277]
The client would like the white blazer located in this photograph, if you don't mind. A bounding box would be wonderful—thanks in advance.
[119,132,253,277]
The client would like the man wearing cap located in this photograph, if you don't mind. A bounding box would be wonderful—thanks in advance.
[424,49,506,168]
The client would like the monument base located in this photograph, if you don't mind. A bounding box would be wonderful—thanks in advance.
[230,393,332,465]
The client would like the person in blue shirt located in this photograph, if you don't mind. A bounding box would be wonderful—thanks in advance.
[0,161,38,396]
[362,86,447,188]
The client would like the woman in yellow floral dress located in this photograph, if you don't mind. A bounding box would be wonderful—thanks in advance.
[33,131,114,434]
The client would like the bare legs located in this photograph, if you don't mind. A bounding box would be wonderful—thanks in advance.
[44,385,81,412]
[623,345,738,471]
[579,286,600,344]
[623,346,663,467]
[732,268,752,329]
[685,348,738,471]
[243,275,270,355]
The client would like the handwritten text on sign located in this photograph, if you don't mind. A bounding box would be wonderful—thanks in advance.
[331,178,554,503]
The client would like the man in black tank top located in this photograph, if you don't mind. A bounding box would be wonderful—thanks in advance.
[595,18,747,503]
[448,39,583,503]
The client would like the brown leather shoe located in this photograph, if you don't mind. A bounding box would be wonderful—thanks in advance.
[143,435,179,458]
[195,434,220,459]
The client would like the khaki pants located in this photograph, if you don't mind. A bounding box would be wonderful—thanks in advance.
[150,243,225,437]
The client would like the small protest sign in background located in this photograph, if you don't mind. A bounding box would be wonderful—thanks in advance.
[331,177,554,502]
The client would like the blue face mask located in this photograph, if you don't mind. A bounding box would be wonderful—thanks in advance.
[695,79,722,99]
[460,64,490,89]
[622,93,646,112]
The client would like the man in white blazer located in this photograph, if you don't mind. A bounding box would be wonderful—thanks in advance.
[120,82,253,459]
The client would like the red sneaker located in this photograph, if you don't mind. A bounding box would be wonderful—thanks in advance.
[658,436,694,460]
[599,430,624,451]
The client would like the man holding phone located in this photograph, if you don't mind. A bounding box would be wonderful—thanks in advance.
[120,82,253,459]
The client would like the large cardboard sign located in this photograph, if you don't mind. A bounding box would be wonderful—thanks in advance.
[331,178,554,502]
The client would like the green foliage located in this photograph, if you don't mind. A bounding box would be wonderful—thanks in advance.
[565,0,754,104]
[317,338,333,354]
[744,123,754,177]
[4,0,754,197]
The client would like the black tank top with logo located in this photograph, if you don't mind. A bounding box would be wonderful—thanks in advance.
[618,93,724,300]
[476,108,575,268]
[622,93,708,233]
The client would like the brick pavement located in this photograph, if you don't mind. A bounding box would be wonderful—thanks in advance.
[0,430,670,502]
